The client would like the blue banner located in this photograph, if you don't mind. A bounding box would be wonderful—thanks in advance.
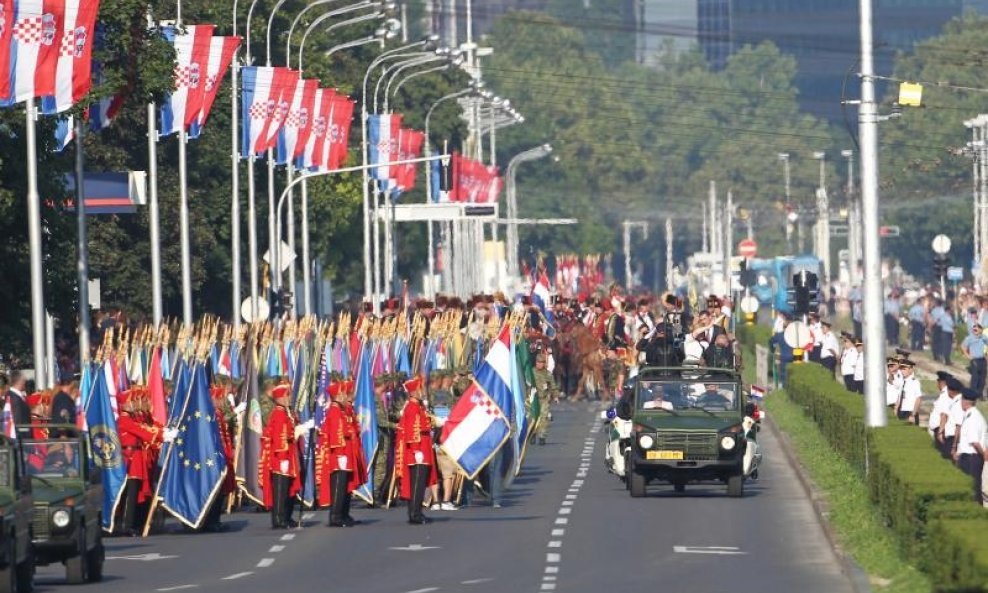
[85,364,127,532]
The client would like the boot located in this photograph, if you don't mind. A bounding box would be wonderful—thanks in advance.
[118,479,140,536]
[343,492,359,526]
[408,465,430,525]
[271,474,288,529]
[284,491,299,528]
[328,471,347,527]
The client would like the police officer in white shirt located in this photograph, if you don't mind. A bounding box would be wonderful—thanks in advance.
[818,321,840,376]
[895,360,922,424]
[952,388,987,503]
[839,334,858,391]
[807,313,823,363]
[944,377,967,460]
[928,371,953,439]
[885,358,902,408]
[852,338,865,394]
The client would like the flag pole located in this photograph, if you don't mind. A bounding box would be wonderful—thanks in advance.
[26,99,47,389]
[287,162,297,314]
[179,127,193,325]
[75,117,91,367]
[301,176,311,316]
[231,49,242,329]
[148,103,163,326]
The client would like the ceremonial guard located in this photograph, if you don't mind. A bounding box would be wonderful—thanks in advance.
[317,380,367,527]
[952,388,987,503]
[396,376,437,524]
[117,389,162,536]
[894,360,922,424]
[533,353,559,445]
[260,383,304,529]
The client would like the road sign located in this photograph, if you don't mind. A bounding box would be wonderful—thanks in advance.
[783,321,813,349]
[262,241,297,273]
[740,295,759,314]
[738,239,757,258]
[241,297,270,323]
[947,266,963,281]
[878,225,900,237]
[932,234,951,255]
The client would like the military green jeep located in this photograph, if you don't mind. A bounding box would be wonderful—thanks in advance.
[617,366,747,498]
[0,435,34,593]
[22,425,103,584]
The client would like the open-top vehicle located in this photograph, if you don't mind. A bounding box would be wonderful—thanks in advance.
[0,434,34,593]
[616,366,748,498]
[22,425,103,584]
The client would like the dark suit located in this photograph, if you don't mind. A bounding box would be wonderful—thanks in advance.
[50,390,77,435]
[7,391,31,439]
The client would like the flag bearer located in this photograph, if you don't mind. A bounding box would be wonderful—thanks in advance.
[396,376,436,524]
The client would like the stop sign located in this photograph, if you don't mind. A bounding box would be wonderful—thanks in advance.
[738,239,757,258]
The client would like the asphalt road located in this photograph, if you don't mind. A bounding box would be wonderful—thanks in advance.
[34,402,854,593]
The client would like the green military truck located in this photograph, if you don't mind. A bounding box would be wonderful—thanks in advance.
[617,366,748,498]
[22,425,103,584]
[0,434,35,593]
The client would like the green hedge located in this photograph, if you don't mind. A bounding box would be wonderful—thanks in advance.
[739,328,988,592]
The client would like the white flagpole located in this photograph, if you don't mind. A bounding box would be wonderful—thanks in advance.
[301,176,311,316]
[267,148,278,292]
[178,126,193,325]
[75,117,91,366]
[231,52,242,329]
[148,103,163,325]
[286,162,297,314]
[25,99,47,389]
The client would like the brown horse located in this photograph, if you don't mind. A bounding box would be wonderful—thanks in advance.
[557,321,604,400]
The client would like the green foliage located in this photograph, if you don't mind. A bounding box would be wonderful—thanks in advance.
[926,519,988,592]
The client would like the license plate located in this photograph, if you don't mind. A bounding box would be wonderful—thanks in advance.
[646,450,684,460]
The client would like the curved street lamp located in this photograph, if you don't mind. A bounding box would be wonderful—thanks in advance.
[505,144,553,280]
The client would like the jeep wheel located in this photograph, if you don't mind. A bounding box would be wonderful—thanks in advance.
[727,473,744,498]
[66,527,88,585]
[629,467,646,498]
[623,453,632,490]
[0,538,17,593]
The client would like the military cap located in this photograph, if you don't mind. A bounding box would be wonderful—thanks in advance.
[947,377,964,392]
[962,388,980,402]
[936,371,953,382]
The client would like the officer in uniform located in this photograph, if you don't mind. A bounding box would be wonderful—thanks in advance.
[116,389,161,536]
[318,380,367,527]
[533,353,559,446]
[961,323,988,399]
[931,374,960,458]
[260,383,305,529]
[817,321,840,375]
[372,374,400,505]
[952,388,987,503]
[895,359,922,424]
[908,297,926,351]
[885,358,902,410]
[396,376,437,524]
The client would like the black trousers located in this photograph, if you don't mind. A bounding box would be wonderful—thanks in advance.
[885,314,900,346]
[270,473,294,528]
[119,478,141,534]
[407,464,429,523]
[958,453,985,504]
[328,470,349,526]
[843,374,855,392]
[941,331,954,365]
[939,435,955,460]
[969,358,987,398]
[821,357,836,376]
[910,321,925,351]
[932,326,943,361]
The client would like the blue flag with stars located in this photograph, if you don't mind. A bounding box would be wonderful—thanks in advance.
[352,344,378,504]
[159,363,228,529]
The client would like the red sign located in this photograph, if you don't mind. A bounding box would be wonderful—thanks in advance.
[738,239,758,258]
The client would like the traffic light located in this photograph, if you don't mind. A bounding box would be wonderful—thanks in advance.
[789,271,819,315]
[933,255,950,279]
[280,290,294,315]
[806,272,820,311]
[739,260,756,288]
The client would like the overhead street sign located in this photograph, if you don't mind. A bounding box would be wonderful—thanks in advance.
[738,239,757,258]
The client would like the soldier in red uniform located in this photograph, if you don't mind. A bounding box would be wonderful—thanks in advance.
[396,376,437,525]
[117,389,162,536]
[202,381,237,532]
[260,383,304,529]
[317,380,367,527]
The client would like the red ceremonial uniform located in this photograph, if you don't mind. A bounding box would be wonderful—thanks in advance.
[260,404,301,508]
[316,401,368,505]
[397,398,437,501]
[118,410,161,502]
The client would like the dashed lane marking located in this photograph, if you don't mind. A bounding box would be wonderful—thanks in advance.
[157,586,198,592]
[280,533,295,541]
[257,558,275,568]
[460,578,493,585]
[269,545,285,553]
[548,541,562,548]
[403,588,439,593]
[546,553,561,563]
[552,529,565,536]
[221,572,253,580]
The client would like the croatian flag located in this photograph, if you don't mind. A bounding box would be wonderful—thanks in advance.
[257,67,297,153]
[44,0,98,113]
[240,65,274,157]
[8,0,64,103]
[0,0,13,100]
[531,272,552,316]
[275,77,316,165]
[368,113,401,187]
[440,325,513,479]
[160,23,215,137]
[189,34,240,138]
[325,94,353,170]
[301,87,332,170]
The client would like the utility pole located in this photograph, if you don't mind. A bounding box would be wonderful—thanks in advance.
[622,220,648,290]
[701,201,709,253]
[859,0,887,428]
[814,151,831,282]
[665,217,674,291]
[843,149,859,286]
[780,152,792,253]
[709,180,719,257]
[967,119,981,277]
[723,190,733,296]
[980,116,988,285]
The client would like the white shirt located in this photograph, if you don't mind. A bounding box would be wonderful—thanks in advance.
[898,376,922,413]
[820,332,840,360]
[886,376,903,406]
[956,406,988,455]
[853,350,865,381]
[841,347,859,375]
[929,388,952,437]
[810,321,823,347]
[948,397,965,438]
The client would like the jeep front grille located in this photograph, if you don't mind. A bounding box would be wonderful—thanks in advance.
[32,504,49,540]
[655,431,719,460]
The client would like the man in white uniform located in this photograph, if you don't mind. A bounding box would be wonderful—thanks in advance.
[839,334,858,392]
[928,371,953,440]
[894,360,922,424]
[885,358,901,408]
[953,388,987,503]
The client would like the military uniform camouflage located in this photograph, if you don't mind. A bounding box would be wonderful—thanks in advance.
[533,362,559,445]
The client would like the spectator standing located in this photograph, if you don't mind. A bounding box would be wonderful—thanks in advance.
[929,299,946,363]
[885,290,901,346]
[938,302,955,367]
[962,324,988,399]
[908,297,926,351]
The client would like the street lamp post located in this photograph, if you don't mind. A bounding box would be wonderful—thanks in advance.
[813,151,831,282]
[505,144,553,282]
[779,152,792,254]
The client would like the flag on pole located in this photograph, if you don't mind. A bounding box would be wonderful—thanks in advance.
[148,346,168,426]
[86,363,127,532]
[302,87,333,170]
[531,272,553,321]
[326,94,354,170]
[160,23,214,136]
[8,0,64,103]
[44,0,98,113]
[351,343,378,503]
[368,113,401,186]
[0,0,14,100]
[189,34,240,138]
[236,343,264,504]
[393,128,424,193]
[257,66,298,153]
[439,326,513,479]
[275,76,316,165]
[158,364,228,529]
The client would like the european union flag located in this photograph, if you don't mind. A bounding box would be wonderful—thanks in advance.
[159,364,228,529]
[85,363,127,532]
[352,346,378,504]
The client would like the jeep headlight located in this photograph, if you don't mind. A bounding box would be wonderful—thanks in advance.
[638,435,655,450]
[720,436,737,451]
[52,509,71,529]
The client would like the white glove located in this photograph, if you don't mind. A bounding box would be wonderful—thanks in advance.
[279,460,290,473]
[413,451,425,464]
[163,428,178,443]
[293,425,307,439]
[234,402,247,415]
[434,417,446,427]
[226,394,236,409]
[302,419,315,431]
[337,455,348,471]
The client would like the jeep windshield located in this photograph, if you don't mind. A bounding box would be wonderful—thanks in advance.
[638,380,739,412]
[22,440,81,479]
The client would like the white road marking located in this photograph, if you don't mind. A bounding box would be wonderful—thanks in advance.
[157,586,198,592]
[555,518,568,525]
[545,566,559,574]
[551,529,565,536]
[565,494,577,499]
[546,553,561,563]
[257,558,275,568]
[269,545,285,553]
[221,572,253,580]
[543,576,557,581]
[673,546,747,555]
[540,584,557,590]
[572,480,584,486]
[403,588,439,593]
[562,501,574,506]
[108,553,179,561]
[548,541,562,548]
[558,507,572,515]
[460,578,493,585]
[389,544,441,551]
[280,533,295,541]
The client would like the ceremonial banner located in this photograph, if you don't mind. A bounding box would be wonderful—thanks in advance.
[393,128,424,193]
[160,23,214,136]
[275,77,316,165]
[326,94,353,170]
[368,113,401,187]
[236,343,264,504]
[352,342,378,503]
[303,88,334,170]
[531,271,555,328]
[257,66,298,152]
[9,0,64,102]
[0,0,13,100]
[148,346,167,426]
[86,363,127,532]
[44,0,98,113]
[159,364,228,529]
[440,326,513,479]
